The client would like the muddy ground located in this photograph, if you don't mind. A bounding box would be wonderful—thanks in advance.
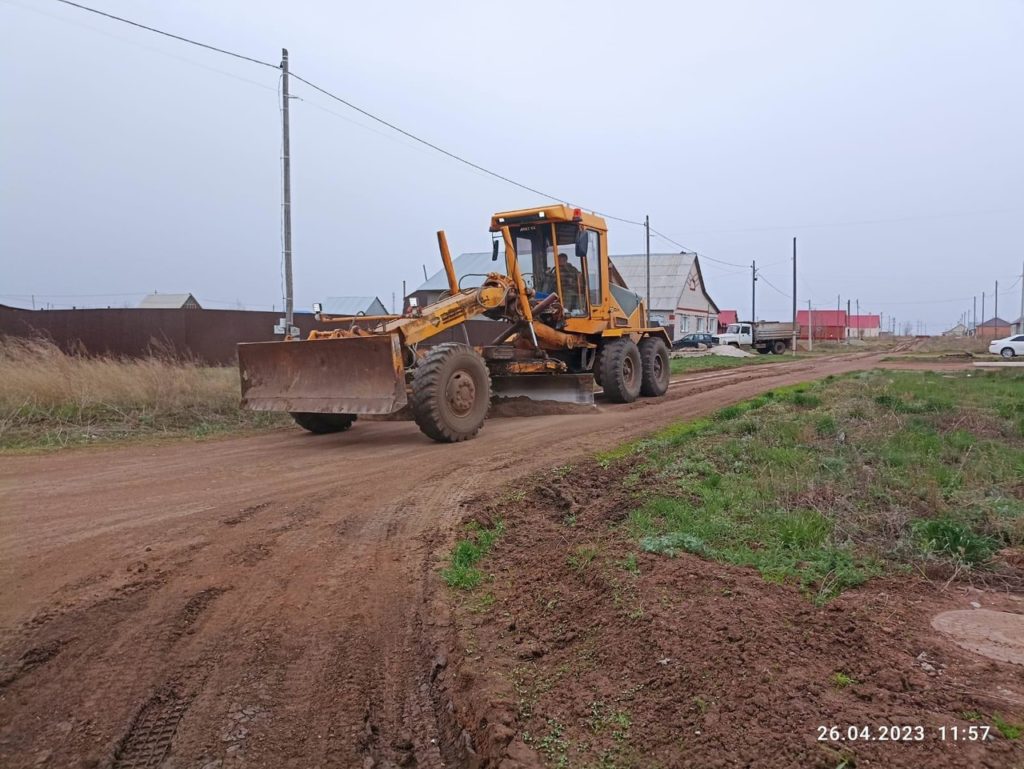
[438,448,1024,769]
[2,353,1012,768]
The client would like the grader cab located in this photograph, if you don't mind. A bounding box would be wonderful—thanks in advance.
[238,205,671,442]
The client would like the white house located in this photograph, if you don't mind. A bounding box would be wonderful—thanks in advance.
[610,253,719,340]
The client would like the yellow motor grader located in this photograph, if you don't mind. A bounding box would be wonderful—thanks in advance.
[238,204,671,442]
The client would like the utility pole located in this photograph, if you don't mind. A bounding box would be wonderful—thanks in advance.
[751,260,757,323]
[995,280,999,324]
[846,299,851,341]
[973,296,977,335]
[856,298,860,340]
[808,301,814,352]
[791,237,797,356]
[1019,261,1024,333]
[644,215,651,316]
[280,48,295,338]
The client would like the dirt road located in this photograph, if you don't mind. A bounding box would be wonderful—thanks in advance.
[0,354,957,768]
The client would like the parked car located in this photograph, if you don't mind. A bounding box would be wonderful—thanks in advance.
[989,334,1024,358]
[673,332,718,350]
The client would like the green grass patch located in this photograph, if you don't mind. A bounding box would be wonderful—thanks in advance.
[992,714,1022,740]
[612,369,1023,600]
[669,351,817,375]
[442,521,505,589]
[831,672,856,689]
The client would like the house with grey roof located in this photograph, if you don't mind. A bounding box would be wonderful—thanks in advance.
[321,296,388,317]
[407,253,494,309]
[139,292,201,309]
[610,253,719,340]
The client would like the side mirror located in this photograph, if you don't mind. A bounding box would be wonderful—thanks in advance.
[312,302,322,314]
[575,228,589,258]
[492,238,500,261]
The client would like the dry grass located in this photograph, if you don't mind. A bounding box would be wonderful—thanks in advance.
[0,338,284,451]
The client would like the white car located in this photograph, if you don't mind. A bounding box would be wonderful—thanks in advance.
[989,334,1024,358]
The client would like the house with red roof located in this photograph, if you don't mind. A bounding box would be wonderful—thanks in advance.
[796,309,847,341]
[717,310,738,333]
[847,314,881,339]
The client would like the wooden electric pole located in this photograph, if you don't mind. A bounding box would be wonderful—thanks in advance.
[644,215,651,317]
[791,238,797,355]
[281,48,294,337]
[751,260,757,324]
[1019,261,1024,333]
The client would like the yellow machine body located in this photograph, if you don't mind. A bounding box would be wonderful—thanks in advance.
[239,205,670,421]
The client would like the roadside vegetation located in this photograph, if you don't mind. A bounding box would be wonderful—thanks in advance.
[440,368,1024,767]
[668,353,793,374]
[447,369,1023,602]
[618,369,1023,598]
[0,338,284,451]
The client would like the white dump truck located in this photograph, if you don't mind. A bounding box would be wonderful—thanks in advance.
[715,321,798,354]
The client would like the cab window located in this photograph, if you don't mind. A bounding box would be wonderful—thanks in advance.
[554,223,587,317]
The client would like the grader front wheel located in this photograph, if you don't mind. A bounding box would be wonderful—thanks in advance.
[412,343,492,443]
[600,338,642,403]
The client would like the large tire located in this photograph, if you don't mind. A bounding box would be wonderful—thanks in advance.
[757,347,771,355]
[411,343,491,443]
[1001,347,1016,359]
[600,338,642,403]
[638,336,670,397]
[290,412,357,434]
[772,340,787,355]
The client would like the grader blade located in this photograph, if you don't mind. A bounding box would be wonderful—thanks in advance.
[490,374,595,406]
[238,334,407,415]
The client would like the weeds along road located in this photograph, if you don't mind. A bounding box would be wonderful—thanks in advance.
[0,352,960,768]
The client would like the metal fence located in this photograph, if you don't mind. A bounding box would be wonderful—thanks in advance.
[0,305,511,364]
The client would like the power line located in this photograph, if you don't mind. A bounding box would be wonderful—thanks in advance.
[52,0,278,69]
[647,227,747,268]
[758,274,791,299]
[286,71,573,205]
[682,207,1023,234]
[45,0,766,271]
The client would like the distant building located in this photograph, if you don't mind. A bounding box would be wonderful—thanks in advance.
[977,317,1013,340]
[717,310,739,333]
[847,314,881,339]
[796,309,847,341]
[139,292,201,309]
[942,322,968,337]
[409,252,494,309]
[611,253,719,340]
[1015,316,1024,335]
[321,296,388,317]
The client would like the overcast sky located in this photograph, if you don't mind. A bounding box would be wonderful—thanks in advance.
[2,0,1022,331]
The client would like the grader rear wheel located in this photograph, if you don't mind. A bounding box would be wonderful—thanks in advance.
[638,337,670,397]
[289,412,357,434]
[412,343,491,442]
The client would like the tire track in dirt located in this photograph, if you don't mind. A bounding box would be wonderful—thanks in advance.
[0,354,968,767]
